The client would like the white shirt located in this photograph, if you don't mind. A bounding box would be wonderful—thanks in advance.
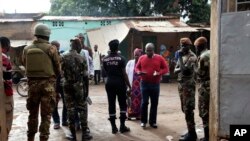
[126,59,135,86]
[93,51,101,70]
[80,49,94,76]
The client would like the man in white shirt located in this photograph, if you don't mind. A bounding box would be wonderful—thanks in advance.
[93,45,101,85]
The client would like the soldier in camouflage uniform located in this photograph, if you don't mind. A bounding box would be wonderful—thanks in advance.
[194,37,210,141]
[174,38,197,141]
[23,24,61,141]
[61,38,92,141]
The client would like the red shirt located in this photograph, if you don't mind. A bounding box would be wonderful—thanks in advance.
[2,53,13,96]
[135,54,169,83]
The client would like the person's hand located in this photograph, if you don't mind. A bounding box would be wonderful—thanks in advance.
[56,93,61,103]
[89,75,93,80]
[178,51,183,57]
[137,71,147,75]
[126,88,131,97]
[153,71,160,76]
[188,57,196,62]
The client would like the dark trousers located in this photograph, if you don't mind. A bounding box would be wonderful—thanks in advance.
[52,76,67,124]
[105,79,127,118]
[52,91,67,124]
[94,70,101,84]
[140,81,160,124]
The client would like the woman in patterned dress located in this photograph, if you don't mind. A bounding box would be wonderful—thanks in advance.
[126,48,143,120]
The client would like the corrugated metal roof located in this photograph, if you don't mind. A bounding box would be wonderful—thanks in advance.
[39,15,179,21]
[127,20,198,32]
[0,19,34,23]
[10,40,32,47]
[0,13,43,19]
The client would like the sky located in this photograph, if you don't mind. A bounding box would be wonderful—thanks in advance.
[0,0,51,13]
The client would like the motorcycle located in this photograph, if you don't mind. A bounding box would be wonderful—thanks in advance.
[16,77,28,97]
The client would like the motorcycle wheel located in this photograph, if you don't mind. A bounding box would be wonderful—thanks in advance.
[16,80,28,97]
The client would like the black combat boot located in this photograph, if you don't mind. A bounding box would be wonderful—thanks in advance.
[200,127,209,141]
[40,136,49,141]
[119,116,130,133]
[81,128,93,141]
[66,125,77,141]
[109,117,118,134]
[179,129,197,141]
[27,134,35,141]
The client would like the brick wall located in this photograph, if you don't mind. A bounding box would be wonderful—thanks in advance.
[0,21,36,40]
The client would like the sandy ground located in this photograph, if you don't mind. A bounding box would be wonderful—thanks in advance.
[9,81,205,141]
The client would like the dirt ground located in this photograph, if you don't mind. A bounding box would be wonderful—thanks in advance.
[9,81,205,141]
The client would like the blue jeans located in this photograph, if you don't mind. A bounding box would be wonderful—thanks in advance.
[140,81,160,124]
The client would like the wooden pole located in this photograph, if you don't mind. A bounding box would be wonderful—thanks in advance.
[0,47,7,140]
[210,0,220,140]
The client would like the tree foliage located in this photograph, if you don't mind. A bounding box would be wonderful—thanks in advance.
[49,0,178,16]
[49,0,210,23]
[179,0,210,23]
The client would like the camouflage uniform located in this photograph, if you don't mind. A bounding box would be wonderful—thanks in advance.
[176,51,197,132]
[61,49,89,136]
[196,50,210,128]
[23,39,60,141]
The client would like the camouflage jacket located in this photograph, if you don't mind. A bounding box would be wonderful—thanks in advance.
[196,49,210,82]
[61,50,87,84]
[176,51,197,81]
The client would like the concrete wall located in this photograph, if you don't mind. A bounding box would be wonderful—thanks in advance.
[0,22,35,40]
[39,20,122,51]
[210,1,250,140]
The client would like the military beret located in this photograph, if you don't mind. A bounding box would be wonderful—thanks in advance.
[108,39,119,47]
[180,38,192,45]
[51,40,60,48]
[77,33,84,38]
[194,37,207,47]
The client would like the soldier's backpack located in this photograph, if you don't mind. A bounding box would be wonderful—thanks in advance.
[26,47,54,77]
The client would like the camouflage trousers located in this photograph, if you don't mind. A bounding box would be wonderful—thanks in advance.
[63,82,88,130]
[26,78,56,141]
[178,79,196,131]
[198,81,210,128]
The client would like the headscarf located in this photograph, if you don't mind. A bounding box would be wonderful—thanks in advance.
[133,48,143,56]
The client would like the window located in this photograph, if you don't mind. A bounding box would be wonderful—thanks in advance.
[58,21,64,26]
[237,0,250,11]
[106,21,111,25]
[222,0,250,13]
[52,21,64,27]
[100,21,105,26]
[52,21,57,27]
[100,21,112,26]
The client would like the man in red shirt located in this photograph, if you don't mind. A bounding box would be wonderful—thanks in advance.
[135,43,169,128]
[1,36,14,139]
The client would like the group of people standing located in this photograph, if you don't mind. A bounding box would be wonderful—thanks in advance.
[106,36,210,141]
[103,40,169,134]
[174,37,210,141]
[1,22,210,141]
[22,24,93,141]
